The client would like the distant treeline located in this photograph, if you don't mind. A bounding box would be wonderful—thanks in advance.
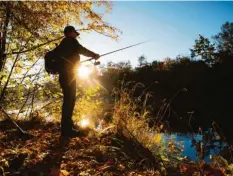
[99,22,233,141]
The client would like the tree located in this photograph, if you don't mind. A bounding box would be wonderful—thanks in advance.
[151,60,166,71]
[213,22,233,55]
[0,1,120,72]
[0,1,120,106]
[138,55,147,67]
[176,55,191,65]
[190,34,216,65]
[103,61,132,75]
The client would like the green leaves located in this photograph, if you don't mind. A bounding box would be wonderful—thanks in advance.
[191,22,233,65]
[214,22,233,55]
[190,34,216,65]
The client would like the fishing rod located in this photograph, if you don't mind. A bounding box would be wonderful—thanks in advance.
[80,40,150,65]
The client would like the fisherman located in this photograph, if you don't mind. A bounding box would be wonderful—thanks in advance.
[58,26,100,137]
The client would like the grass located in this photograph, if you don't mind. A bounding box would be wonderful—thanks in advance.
[111,82,186,170]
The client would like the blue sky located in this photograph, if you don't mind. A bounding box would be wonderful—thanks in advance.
[79,1,233,67]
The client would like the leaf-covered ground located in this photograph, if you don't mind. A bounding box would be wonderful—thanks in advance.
[0,119,231,176]
[0,119,164,176]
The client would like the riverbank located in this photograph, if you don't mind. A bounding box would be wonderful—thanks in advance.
[1,118,232,176]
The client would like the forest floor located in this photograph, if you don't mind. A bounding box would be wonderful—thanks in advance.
[0,118,231,176]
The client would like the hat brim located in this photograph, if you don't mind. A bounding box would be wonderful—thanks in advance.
[75,30,80,35]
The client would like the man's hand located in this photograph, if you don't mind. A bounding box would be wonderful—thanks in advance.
[93,53,100,60]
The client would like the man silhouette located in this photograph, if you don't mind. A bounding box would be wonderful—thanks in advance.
[57,26,100,137]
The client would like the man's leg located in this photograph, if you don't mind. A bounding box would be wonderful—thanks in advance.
[59,73,76,135]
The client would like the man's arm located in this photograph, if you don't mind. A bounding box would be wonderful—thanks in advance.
[77,40,99,59]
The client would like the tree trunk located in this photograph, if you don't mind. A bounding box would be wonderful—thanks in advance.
[0,3,11,72]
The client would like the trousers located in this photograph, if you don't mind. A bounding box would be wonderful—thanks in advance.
[59,71,76,134]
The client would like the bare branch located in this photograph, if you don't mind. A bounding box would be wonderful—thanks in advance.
[5,36,64,55]
[5,28,94,55]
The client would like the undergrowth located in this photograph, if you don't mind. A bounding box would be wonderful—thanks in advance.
[111,81,184,169]
[1,79,233,175]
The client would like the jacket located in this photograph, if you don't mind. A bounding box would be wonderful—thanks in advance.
[57,36,96,70]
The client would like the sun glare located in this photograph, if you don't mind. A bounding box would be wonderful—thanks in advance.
[80,119,90,128]
[77,65,93,79]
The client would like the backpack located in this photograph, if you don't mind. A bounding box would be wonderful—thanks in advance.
[44,48,62,74]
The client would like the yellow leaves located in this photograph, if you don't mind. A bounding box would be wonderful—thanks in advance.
[60,170,69,176]
[212,155,229,168]
[4,1,119,61]
[84,1,93,8]
[79,171,91,176]
[15,66,22,73]
[49,168,69,176]
[154,133,162,144]
[226,164,233,175]
[160,155,169,162]
[0,156,9,168]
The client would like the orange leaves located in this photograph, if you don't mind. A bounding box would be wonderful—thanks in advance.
[179,163,200,175]
[179,163,225,176]
[2,119,230,176]
[49,168,69,176]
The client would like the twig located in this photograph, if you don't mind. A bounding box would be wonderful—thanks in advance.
[16,88,31,119]
[20,58,40,84]
[5,36,64,55]
[28,68,42,119]
[0,39,26,101]
[0,107,26,135]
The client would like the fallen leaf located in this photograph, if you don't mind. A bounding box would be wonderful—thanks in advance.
[60,170,69,176]
[119,164,125,171]
[97,164,118,172]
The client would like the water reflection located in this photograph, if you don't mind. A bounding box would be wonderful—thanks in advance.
[164,130,227,162]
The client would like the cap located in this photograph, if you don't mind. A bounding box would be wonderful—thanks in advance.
[64,26,80,35]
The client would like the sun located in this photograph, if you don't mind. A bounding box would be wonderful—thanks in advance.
[80,119,90,128]
[77,65,93,79]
